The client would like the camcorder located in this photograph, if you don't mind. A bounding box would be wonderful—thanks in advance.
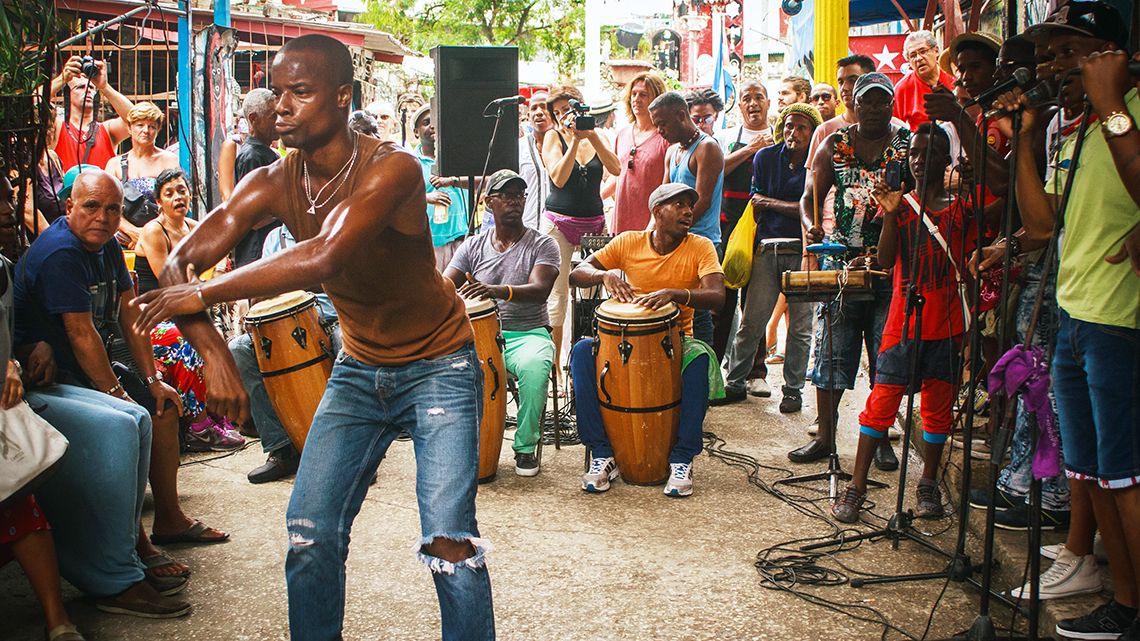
[567,99,595,131]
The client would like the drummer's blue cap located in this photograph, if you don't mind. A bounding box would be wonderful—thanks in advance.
[485,168,526,194]
[59,164,101,200]
[649,182,699,210]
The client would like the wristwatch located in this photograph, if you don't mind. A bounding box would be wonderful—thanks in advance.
[1008,235,1023,256]
[1103,111,1135,139]
[144,372,164,386]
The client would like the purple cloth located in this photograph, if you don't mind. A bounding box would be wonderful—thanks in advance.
[543,211,604,246]
[988,344,1062,479]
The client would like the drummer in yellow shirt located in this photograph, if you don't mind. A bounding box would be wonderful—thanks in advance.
[568,182,725,497]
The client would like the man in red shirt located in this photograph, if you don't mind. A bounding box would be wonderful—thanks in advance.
[893,31,956,131]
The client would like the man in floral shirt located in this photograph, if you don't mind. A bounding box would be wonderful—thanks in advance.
[791,73,910,470]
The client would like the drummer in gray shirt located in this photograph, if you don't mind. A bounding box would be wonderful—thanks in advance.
[444,169,560,477]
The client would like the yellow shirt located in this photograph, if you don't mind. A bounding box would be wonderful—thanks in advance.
[1046,88,1140,329]
[592,231,723,335]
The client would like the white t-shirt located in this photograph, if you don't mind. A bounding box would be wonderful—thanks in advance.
[713,125,772,155]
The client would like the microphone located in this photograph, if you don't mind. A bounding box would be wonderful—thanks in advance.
[963,67,1034,108]
[485,95,527,109]
[982,80,1055,120]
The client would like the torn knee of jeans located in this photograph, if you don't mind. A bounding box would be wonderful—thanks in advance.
[287,518,317,550]
[426,407,446,416]
[411,532,491,575]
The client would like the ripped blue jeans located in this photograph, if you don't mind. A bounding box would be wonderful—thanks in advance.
[285,343,495,641]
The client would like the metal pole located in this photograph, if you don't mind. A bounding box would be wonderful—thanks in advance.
[178,0,192,182]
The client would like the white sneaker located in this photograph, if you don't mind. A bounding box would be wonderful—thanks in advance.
[747,378,772,397]
[1041,536,1108,563]
[664,463,693,497]
[581,456,618,493]
[1010,548,1103,600]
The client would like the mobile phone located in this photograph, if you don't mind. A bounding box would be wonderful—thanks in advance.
[884,160,902,191]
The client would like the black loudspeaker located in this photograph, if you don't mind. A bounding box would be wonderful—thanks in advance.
[431,46,519,177]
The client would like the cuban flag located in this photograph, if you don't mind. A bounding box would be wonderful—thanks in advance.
[712,11,735,130]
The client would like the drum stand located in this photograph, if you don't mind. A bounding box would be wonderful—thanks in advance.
[776,250,887,501]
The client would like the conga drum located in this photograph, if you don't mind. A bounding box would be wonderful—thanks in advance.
[464,297,507,483]
[594,300,683,485]
[244,292,334,452]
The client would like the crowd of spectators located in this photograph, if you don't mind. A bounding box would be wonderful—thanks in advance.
[7,4,1140,639]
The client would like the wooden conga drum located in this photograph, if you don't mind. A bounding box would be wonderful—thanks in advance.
[594,300,683,485]
[244,291,334,452]
[464,297,507,483]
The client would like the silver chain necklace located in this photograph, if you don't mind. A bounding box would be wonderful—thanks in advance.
[303,133,359,215]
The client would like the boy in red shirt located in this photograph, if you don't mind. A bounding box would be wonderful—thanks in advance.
[833,123,975,523]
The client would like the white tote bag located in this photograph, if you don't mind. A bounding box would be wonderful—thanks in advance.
[0,401,69,511]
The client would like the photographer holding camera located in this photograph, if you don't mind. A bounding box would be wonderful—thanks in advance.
[540,85,622,371]
[50,55,136,172]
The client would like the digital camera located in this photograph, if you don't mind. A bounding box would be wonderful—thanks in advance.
[80,55,100,80]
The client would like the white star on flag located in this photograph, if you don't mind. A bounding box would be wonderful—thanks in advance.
[874,45,900,71]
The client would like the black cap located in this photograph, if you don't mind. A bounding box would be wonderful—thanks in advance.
[1024,1,1128,48]
[485,169,526,194]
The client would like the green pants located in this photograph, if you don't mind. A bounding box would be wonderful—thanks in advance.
[503,328,555,454]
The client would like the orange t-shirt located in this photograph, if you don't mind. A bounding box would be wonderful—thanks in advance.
[592,231,723,335]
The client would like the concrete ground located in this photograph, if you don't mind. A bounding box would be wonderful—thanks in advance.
[4,364,1055,640]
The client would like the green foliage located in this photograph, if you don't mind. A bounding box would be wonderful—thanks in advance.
[603,27,652,62]
[0,0,61,94]
[359,0,585,80]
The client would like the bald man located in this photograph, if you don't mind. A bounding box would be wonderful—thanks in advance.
[15,169,195,617]
[133,35,494,640]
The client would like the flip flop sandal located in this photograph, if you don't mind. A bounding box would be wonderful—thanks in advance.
[47,624,86,641]
[95,587,192,619]
[150,520,230,545]
[145,573,190,597]
[141,551,191,578]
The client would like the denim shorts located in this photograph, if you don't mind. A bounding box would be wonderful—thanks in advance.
[1053,309,1140,488]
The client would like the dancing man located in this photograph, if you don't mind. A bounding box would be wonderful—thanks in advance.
[133,35,494,640]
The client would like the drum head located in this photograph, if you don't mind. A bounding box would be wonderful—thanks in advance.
[247,291,317,323]
[463,296,496,319]
[597,299,678,321]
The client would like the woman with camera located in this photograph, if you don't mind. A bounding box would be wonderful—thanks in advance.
[541,86,622,370]
[104,102,182,248]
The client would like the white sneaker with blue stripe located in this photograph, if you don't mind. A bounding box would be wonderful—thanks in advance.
[664,463,693,497]
[582,456,619,493]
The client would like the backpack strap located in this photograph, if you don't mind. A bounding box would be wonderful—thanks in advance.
[120,153,129,181]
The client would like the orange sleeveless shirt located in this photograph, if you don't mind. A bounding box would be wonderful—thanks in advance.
[280,135,472,367]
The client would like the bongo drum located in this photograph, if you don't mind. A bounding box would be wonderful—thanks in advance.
[464,297,507,483]
[781,269,880,303]
[593,300,682,485]
[245,291,334,452]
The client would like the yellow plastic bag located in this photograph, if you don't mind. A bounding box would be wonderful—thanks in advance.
[722,201,756,289]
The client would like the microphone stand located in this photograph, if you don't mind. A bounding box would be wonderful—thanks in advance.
[937,102,1093,641]
[466,100,511,239]
[803,117,1024,615]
